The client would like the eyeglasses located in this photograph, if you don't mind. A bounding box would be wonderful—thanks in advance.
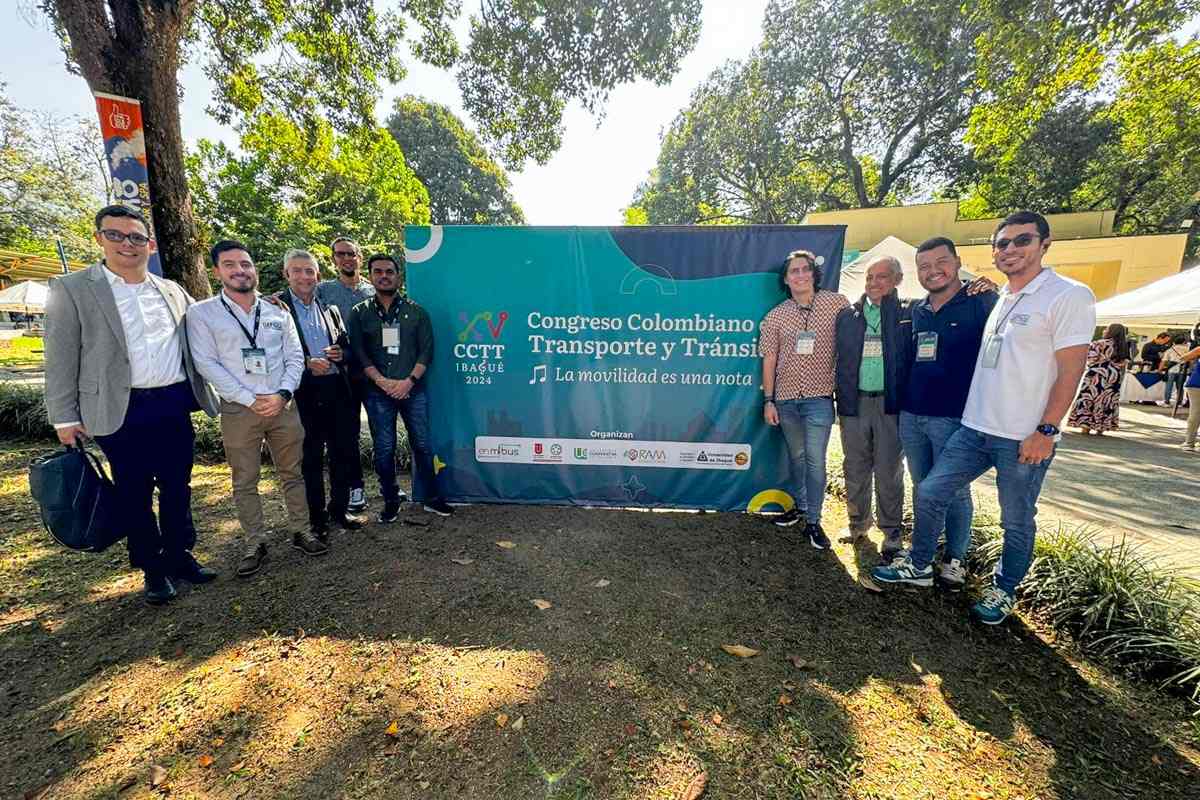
[994,233,1040,251]
[99,229,151,246]
[333,250,359,258]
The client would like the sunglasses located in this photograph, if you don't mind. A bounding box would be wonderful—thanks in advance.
[99,229,151,246]
[994,233,1041,251]
[333,250,359,258]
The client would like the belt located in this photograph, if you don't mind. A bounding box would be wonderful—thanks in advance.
[130,380,189,395]
[859,391,885,397]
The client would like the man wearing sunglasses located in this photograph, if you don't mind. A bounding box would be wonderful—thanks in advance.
[44,205,219,605]
[316,237,375,515]
[872,211,1095,625]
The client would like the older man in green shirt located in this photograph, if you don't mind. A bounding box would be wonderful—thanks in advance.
[834,257,908,559]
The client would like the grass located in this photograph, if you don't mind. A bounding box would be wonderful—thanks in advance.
[1,440,1198,799]
[0,334,45,367]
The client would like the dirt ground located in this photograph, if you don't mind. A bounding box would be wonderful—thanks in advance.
[2,442,1198,800]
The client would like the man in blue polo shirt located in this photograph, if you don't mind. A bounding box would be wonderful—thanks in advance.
[895,237,997,590]
[873,212,1094,625]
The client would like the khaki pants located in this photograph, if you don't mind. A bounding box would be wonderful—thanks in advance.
[220,400,308,546]
[839,394,904,536]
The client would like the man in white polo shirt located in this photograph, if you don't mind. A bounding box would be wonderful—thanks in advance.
[872,211,1095,624]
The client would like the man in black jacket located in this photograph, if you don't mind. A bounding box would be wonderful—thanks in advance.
[275,249,366,541]
[835,257,908,558]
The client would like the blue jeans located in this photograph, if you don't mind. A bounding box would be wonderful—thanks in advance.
[911,427,1054,595]
[776,397,835,523]
[363,389,440,504]
[898,412,973,562]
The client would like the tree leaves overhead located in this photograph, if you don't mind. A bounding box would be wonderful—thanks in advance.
[386,96,525,225]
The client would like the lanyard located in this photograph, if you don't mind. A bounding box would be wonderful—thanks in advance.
[374,295,405,323]
[295,293,331,342]
[220,295,262,348]
[791,297,815,331]
[991,295,1025,336]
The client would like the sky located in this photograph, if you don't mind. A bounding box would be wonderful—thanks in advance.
[0,1,770,225]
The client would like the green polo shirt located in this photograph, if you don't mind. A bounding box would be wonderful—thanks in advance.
[858,300,885,392]
[347,294,434,390]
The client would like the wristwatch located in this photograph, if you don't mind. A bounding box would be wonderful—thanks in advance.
[277,389,293,402]
[1035,423,1059,437]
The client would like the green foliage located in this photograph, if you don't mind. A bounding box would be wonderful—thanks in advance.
[187,115,430,295]
[386,96,525,225]
[0,382,54,441]
[0,87,104,262]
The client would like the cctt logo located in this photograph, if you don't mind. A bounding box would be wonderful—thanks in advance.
[454,309,509,360]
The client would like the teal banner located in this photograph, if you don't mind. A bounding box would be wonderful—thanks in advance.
[405,225,845,511]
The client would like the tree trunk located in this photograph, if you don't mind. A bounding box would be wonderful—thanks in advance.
[50,0,210,298]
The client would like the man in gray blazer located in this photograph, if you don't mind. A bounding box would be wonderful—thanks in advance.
[44,205,219,606]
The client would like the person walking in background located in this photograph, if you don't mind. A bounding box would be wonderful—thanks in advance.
[872,211,1095,625]
[44,205,220,605]
[833,256,908,559]
[1177,343,1200,451]
[347,254,454,522]
[896,237,998,591]
[275,249,367,543]
[316,236,375,515]
[1160,334,1190,406]
[759,249,849,549]
[186,240,322,577]
[1068,323,1129,435]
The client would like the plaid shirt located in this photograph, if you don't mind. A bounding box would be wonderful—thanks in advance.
[759,291,849,401]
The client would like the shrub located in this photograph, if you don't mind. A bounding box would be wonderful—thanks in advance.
[0,382,54,441]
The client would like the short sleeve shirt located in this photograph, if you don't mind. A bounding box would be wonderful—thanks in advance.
[962,269,1096,440]
[759,291,850,401]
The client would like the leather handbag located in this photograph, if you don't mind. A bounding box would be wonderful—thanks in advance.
[28,444,124,552]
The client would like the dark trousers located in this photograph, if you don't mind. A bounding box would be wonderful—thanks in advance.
[346,374,366,491]
[296,374,359,525]
[363,388,439,504]
[93,381,197,576]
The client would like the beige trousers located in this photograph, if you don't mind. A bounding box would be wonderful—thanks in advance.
[1186,388,1200,447]
[220,400,308,546]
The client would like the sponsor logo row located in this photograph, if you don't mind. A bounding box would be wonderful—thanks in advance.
[475,437,751,471]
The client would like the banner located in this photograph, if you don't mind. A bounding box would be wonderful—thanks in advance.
[93,92,161,275]
[406,225,845,511]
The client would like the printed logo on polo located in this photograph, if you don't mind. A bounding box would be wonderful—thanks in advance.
[1010,313,1031,327]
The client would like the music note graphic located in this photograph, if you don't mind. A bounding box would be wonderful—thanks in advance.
[529,364,547,384]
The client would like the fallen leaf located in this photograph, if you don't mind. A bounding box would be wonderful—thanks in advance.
[531,599,552,610]
[787,654,811,670]
[782,680,797,691]
[593,578,611,588]
[624,723,638,737]
[607,680,617,689]
[711,712,723,726]
[450,557,474,565]
[676,701,688,712]
[198,755,214,768]
[678,718,693,731]
[420,782,430,790]
[721,644,760,658]
[496,541,517,549]
[679,771,709,800]
[149,765,167,787]
[229,761,246,773]
[385,721,399,737]
[495,713,509,728]
[777,693,793,706]
[511,715,525,731]
[210,738,224,748]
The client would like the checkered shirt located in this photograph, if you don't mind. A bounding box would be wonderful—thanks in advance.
[759,291,849,401]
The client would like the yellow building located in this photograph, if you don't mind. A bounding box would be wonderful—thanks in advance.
[804,201,1189,300]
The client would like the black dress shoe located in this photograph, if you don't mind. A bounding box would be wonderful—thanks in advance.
[144,573,177,606]
[174,552,218,584]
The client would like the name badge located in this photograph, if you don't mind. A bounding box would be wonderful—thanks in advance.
[794,331,816,355]
[382,325,400,355]
[241,347,268,376]
[981,334,1004,368]
[916,331,938,362]
[862,334,882,359]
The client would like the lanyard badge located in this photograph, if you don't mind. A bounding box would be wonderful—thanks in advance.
[794,331,816,355]
[916,331,938,362]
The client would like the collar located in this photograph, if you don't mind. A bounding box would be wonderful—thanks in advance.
[918,281,969,312]
[101,261,149,287]
[1003,267,1053,298]
[373,293,406,314]
[289,289,317,309]
[221,288,260,313]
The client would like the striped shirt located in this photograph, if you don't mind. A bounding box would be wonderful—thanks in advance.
[759,291,849,401]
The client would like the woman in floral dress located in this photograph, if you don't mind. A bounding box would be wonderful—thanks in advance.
[1069,323,1128,434]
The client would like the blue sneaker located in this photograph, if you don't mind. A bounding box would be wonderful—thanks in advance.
[870,556,934,588]
[970,585,1015,625]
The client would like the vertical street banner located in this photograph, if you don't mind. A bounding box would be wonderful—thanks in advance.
[93,92,161,275]
[406,225,845,512]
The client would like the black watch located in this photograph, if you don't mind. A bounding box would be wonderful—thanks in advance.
[277,389,293,402]
[1035,423,1059,437]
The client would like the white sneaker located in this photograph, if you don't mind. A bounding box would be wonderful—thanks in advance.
[1182,442,1196,452]
[347,488,367,512]
[938,558,966,590]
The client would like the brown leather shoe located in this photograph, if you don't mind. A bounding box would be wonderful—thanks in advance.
[237,543,267,578]
[292,530,329,556]
[332,512,366,530]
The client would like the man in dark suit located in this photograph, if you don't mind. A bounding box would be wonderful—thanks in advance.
[274,249,366,540]
[44,204,219,605]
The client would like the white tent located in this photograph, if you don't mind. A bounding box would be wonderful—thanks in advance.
[838,236,974,300]
[1094,267,1200,329]
[0,280,48,314]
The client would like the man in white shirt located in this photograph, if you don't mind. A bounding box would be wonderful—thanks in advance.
[873,211,1095,625]
[186,240,317,578]
[44,205,219,605]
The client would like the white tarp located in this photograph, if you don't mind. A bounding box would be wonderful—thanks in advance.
[839,236,974,300]
[1094,267,1200,328]
[0,280,48,313]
